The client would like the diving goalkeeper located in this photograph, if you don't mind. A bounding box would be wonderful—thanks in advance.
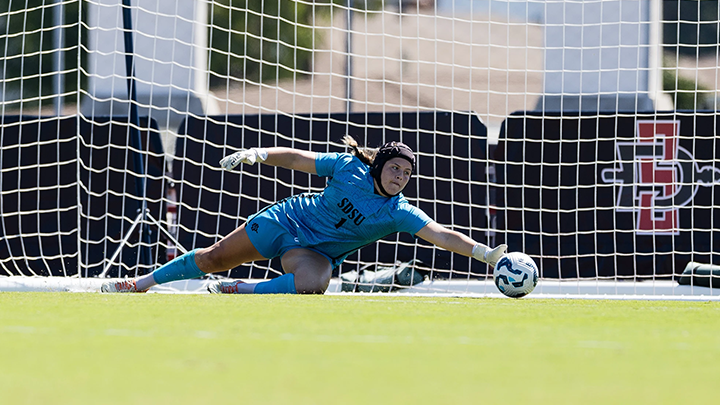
[101,136,507,294]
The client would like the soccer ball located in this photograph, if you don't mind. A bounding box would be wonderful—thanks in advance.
[493,252,539,298]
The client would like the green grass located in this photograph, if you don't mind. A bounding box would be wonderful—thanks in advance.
[1,293,719,404]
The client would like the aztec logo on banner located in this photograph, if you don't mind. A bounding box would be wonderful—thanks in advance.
[601,120,720,235]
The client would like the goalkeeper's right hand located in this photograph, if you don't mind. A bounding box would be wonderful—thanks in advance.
[219,148,268,170]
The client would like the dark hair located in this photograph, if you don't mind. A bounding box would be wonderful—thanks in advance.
[341,135,377,166]
[341,135,415,170]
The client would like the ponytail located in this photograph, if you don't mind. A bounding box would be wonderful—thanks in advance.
[341,135,377,166]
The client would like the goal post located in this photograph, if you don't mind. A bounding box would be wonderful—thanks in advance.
[1,0,720,298]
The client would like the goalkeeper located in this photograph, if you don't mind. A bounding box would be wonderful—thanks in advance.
[101,136,507,294]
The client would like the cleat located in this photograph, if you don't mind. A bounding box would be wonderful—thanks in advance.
[100,279,147,293]
[207,280,246,294]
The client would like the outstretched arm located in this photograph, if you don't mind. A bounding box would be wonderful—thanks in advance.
[263,148,317,173]
[220,147,317,174]
[415,221,507,266]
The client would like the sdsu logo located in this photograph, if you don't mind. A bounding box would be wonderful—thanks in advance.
[601,120,720,235]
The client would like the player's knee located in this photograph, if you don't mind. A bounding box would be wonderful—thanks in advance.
[295,283,328,294]
[195,246,227,273]
[293,271,330,294]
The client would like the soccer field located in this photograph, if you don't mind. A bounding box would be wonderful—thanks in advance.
[1,293,718,404]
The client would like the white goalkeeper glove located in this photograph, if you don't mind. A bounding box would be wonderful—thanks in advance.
[219,148,269,170]
[472,243,508,267]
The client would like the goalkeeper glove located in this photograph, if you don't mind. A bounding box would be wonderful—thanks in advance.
[472,243,508,267]
[219,148,268,170]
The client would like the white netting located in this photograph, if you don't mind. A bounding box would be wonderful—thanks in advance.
[1,0,719,297]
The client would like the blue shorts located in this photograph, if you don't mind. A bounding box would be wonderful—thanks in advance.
[245,207,334,267]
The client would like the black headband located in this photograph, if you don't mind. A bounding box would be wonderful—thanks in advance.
[372,141,415,172]
[370,141,416,196]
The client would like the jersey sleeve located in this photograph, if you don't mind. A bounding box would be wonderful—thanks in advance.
[394,203,433,235]
[315,152,343,177]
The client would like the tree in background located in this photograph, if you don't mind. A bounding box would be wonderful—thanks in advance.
[663,0,719,57]
[663,66,709,110]
[208,0,322,87]
[207,1,382,87]
[662,0,718,109]
[2,0,377,102]
[0,0,81,108]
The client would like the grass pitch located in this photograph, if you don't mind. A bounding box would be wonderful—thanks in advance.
[1,293,718,404]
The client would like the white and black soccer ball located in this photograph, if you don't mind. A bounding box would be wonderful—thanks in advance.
[493,252,539,298]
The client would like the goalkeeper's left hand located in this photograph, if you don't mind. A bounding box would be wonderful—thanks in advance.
[472,243,508,267]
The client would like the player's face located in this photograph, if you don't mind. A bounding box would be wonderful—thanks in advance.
[379,157,412,196]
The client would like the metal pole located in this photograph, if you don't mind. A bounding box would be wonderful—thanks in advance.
[53,0,64,116]
[120,0,151,269]
[346,0,353,113]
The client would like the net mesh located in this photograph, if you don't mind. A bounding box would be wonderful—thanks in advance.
[1,0,719,296]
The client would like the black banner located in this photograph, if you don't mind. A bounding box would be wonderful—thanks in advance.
[0,116,165,277]
[495,112,720,279]
[0,116,78,276]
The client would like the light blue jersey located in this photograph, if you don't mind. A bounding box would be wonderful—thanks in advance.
[246,152,432,267]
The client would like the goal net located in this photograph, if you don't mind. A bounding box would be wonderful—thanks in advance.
[1,0,719,298]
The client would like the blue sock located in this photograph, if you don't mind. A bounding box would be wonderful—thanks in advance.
[152,249,207,284]
[253,273,297,294]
